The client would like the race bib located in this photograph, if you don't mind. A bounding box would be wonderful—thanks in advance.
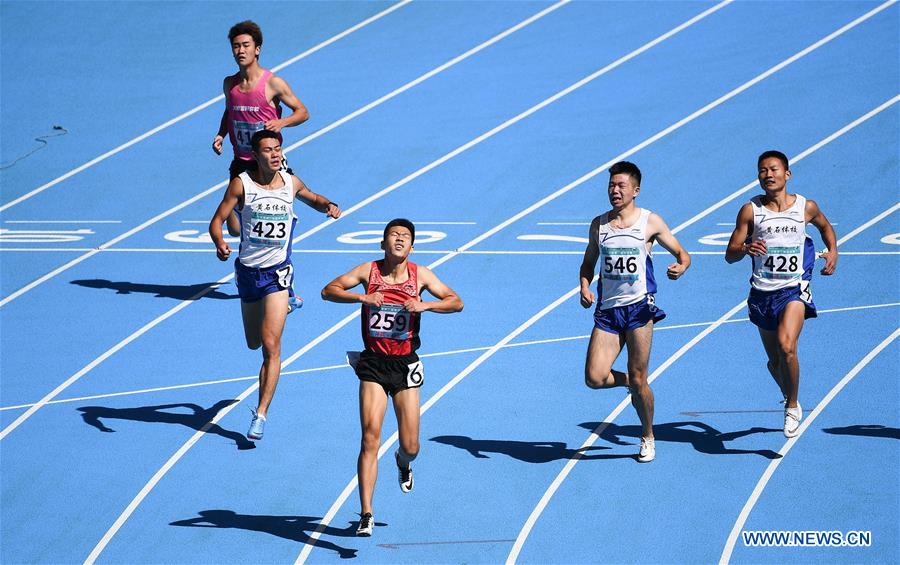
[274,264,293,290]
[234,120,264,153]
[601,246,640,282]
[798,280,813,304]
[367,303,412,340]
[406,359,424,388]
[761,246,802,280]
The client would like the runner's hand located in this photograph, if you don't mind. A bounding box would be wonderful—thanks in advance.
[820,249,838,275]
[745,239,767,257]
[325,202,342,219]
[580,287,595,308]
[403,299,426,313]
[215,242,231,261]
[364,292,384,307]
[212,135,224,155]
[264,119,284,133]
[667,262,686,280]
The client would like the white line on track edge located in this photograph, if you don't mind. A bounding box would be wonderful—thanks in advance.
[717,327,900,564]
[0,1,413,213]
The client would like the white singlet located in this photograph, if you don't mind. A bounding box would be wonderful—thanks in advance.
[236,170,297,269]
[596,208,658,310]
[749,193,814,292]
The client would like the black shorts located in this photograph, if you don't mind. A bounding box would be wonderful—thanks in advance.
[352,350,423,396]
[228,157,293,180]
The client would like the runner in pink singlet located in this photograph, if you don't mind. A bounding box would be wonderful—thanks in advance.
[212,21,309,235]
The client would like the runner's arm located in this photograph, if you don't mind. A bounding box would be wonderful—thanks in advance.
[406,267,463,314]
[725,203,763,263]
[266,75,309,132]
[806,199,838,275]
[579,217,601,307]
[322,263,380,305]
[648,213,690,280]
[293,175,341,218]
[208,178,243,260]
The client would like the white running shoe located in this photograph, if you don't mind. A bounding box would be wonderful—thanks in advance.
[395,450,414,493]
[637,437,655,463]
[784,403,803,438]
[356,513,374,536]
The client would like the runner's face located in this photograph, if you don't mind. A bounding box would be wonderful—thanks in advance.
[758,157,791,193]
[383,227,413,259]
[607,173,638,208]
[231,34,260,66]
[254,138,282,173]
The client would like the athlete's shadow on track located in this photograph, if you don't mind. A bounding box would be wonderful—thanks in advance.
[77,400,255,450]
[580,421,782,459]
[823,424,900,440]
[70,279,238,300]
[430,435,632,463]
[169,509,374,559]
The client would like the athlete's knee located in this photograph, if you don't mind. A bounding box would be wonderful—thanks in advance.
[398,440,419,461]
[360,428,381,454]
[628,371,649,392]
[261,337,281,358]
[777,336,797,359]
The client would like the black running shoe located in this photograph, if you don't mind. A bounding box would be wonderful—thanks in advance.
[356,513,373,536]
[395,449,414,493]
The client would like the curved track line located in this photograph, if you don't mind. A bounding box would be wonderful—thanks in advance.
[718,327,900,564]
[0,1,412,212]
[506,192,900,563]
[0,0,566,308]
[3,301,895,413]
[1,0,728,442]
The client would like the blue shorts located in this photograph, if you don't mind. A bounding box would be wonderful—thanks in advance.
[234,259,294,303]
[594,296,666,335]
[747,284,817,332]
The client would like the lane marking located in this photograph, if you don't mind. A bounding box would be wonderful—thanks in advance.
[3,220,122,224]
[3,301,895,413]
[718,327,900,564]
[506,193,900,562]
[0,0,567,308]
[0,1,413,212]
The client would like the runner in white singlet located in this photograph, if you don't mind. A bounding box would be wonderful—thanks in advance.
[579,161,691,463]
[209,130,341,441]
[726,150,837,438]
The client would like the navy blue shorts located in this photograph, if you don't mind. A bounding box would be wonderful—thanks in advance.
[594,296,666,335]
[234,259,294,303]
[747,284,817,332]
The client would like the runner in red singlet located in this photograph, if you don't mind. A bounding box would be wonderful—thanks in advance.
[321,219,463,537]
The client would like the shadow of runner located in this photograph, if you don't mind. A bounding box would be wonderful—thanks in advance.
[579,421,782,459]
[70,279,237,300]
[430,435,632,462]
[170,509,380,559]
[823,424,900,440]
[77,400,255,450]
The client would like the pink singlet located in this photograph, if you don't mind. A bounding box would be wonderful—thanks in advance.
[226,69,282,161]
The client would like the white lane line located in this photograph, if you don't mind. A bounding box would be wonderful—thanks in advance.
[3,220,122,224]
[506,195,900,563]
[3,248,899,256]
[3,301,894,414]
[718,327,900,564]
[0,1,413,213]
[357,221,477,225]
[837,202,899,245]
[303,8,900,561]
[536,222,591,226]
[84,4,738,556]
[0,1,567,309]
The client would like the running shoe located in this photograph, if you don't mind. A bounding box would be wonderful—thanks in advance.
[247,409,266,440]
[395,449,414,493]
[784,403,802,438]
[357,513,374,536]
[287,295,303,314]
[637,437,655,463]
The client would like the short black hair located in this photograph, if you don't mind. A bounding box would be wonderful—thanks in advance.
[758,150,789,170]
[251,129,279,152]
[384,218,415,244]
[228,20,263,48]
[608,161,641,186]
